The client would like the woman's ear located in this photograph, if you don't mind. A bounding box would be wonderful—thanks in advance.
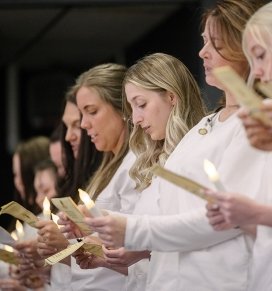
[168,92,177,106]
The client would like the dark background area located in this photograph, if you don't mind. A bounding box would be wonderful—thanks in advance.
[0,0,225,228]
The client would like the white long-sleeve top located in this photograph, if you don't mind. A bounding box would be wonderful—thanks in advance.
[126,177,160,291]
[247,160,272,291]
[125,112,270,291]
[71,151,139,291]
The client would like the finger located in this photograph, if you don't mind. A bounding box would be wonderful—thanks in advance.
[85,217,108,228]
[208,214,226,226]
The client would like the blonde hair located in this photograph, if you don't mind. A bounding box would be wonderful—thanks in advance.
[243,2,272,84]
[202,0,262,79]
[123,53,206,191]
[72,63,128,201]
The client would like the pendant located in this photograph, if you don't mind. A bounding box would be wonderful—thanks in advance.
[198,128,208,135]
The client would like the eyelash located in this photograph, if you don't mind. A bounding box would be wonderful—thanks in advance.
[257,53,265,60]
[138,103,146,109]
[88,110,97,115]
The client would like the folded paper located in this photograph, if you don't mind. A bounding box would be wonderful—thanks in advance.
[51,197,92,235]
[0,249,18,265]
[255,81,272,99]
[213,66,272,127]
[45,241,103,265]
[151,164,212,202]
[0,201,38,227]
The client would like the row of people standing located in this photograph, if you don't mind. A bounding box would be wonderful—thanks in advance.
[1,0,272,290]
[85,1,272,291]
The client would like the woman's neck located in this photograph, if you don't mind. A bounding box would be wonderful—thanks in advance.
[218,92,240,121]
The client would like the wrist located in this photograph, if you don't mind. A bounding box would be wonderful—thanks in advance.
[256,203,272,226]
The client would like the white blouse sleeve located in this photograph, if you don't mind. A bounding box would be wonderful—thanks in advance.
[125,208,241,252]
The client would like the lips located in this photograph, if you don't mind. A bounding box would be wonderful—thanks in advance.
[88,133,98,143]
[203,65,212,74]
[142,126,151,134]
[71,144,78,154]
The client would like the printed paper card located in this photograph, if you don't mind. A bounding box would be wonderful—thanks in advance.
[0,201,38,227]
[51,197,92,235]
[151,165,212,202]
[213,66,272,127]
[0,249,18,265]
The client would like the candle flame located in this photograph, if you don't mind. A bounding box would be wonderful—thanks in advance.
[43,197,51,220]
[4,245,14,252]
[43,197,51,212]
[78,188,94,209]
[51,213,61,228]
[11,231,18,241]
[15,220,24,239]
[203,159,219,182]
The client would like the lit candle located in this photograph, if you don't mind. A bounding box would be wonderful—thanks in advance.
[15,220,24,241]
[43,197,51,220]
[11,231,18,241]
[203,159,226,192]
[51,213,61,229]
[3,245,14,253]
[78,188,103,217]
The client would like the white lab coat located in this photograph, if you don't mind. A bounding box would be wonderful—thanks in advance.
[126,177,160,291]
[0,244,10,279]
[125,112,270,291]
[247,159,272,291]
[71,151,139,291]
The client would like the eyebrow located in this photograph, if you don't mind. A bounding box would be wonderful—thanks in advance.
[130,95,143,102]
[201,32,221,41]
[83,104,97,110]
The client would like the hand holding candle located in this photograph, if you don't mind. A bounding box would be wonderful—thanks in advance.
[43,197,51,220]
[203,159,226,192]
[78,189,103,217]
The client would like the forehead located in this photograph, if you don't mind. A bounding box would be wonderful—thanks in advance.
[76,86,104,106]
[203,16,221,38]
[35,169,54,182]
[245,29,271,52]
[62,101,80,123]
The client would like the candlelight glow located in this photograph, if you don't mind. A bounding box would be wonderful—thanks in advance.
[78,188,102,217]
[203,159,219,182]
[11,231,18,241]
[79,188,94,209]
[15,220,24,240]
[43,197,51,220]
[52,213,61,228]
[4,245,14,252]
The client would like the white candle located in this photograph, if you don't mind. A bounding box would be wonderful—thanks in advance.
[203,159,226,192]
[43,197,51,220]
[15,220,24,241]
[78,188,103,217]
